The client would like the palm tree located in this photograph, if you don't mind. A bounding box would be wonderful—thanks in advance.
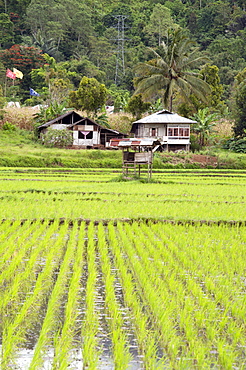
[192,107,218,147]
[134,28,211,111]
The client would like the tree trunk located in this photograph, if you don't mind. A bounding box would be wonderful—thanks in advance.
[169,95,173,112]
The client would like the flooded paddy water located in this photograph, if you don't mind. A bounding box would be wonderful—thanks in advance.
[0,168,246,369]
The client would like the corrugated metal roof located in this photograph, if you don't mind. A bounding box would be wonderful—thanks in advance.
[37,110,80,129]
[133,110,197,124]
[38,111,126,135]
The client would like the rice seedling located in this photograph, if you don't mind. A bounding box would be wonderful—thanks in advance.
[81,222,100,370]
[0,168,246,369]
[97,223,132,369]
[107,222,167,369]
[52,221,85,369]
[28,222,76,370]
[1,221,69,369]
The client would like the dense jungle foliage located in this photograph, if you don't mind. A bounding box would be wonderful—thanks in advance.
[0,0,246,145]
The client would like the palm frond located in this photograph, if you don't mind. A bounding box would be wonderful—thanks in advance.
[134,28,212,109]
[135,74,169,100]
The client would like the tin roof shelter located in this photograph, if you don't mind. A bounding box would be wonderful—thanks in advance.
[110,138,160,179]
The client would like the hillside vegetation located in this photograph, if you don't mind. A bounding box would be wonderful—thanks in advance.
[1,0,246,159]
[0,0,246,108]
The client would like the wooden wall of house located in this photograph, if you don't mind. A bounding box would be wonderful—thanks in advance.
[72,125,100,146]
[136,124,167,137]
[136,123,190,138]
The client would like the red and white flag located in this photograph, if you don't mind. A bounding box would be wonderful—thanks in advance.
[6,68,16,79]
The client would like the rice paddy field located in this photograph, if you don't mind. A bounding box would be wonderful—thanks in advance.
[0,167,246,370]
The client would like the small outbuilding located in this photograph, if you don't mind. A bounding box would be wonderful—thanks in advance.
[109,138,161,179]
[131,110,197,151]
[37,110,126,148]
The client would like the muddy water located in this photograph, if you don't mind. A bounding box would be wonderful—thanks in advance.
[94,252,145,369]
[0,228,161,369]
[1,347,146,370]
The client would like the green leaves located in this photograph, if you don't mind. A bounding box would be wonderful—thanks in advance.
[134,28,210,111]
[69,76,107,116]
[126,93,151,120]
[192,107,218,147]
[34,102,68,125]
[233,77,246,138]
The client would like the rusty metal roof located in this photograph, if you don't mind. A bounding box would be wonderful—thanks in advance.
[109,138,161,147]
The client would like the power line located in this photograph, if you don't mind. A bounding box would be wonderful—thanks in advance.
[113,15,127,85]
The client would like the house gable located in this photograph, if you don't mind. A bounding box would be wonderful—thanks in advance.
[37,111,83,133]
[38,111,127,148]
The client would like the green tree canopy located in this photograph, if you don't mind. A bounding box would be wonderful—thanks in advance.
[188,63,225,113]
[69,76,107,116]
[30,53,75,103]
[0,13,14,48]
[144,4,178,46]
[126,94,151,120]
[233,73,246,138]
[134,28,211,111]
[26,0,93,60]
[200,64,224,109]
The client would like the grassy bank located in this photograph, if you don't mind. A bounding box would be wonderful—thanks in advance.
[1,129,246,169]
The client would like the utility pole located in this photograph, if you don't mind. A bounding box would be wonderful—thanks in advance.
[114,15,127,85]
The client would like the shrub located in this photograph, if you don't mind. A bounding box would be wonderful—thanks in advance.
[228,138,246,153]
[222,138,234,150]
[190,134,200,152]
[41,128,73,148]
[2,121,16,131]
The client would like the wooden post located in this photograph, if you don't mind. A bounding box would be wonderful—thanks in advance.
[122,149,124,177]
[150,162,153,179]
[4,74,7,97]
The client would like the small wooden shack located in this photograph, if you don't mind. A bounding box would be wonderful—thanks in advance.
[110,138,160,179]
[37,110,126,148]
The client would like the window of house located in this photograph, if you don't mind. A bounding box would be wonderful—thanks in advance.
[150,128,158,136]
[168,127,178,137]
[78,131,93,139]
[179,128,189,137]
[168,127,189,137]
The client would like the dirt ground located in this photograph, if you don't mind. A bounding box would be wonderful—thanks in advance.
[162,153,218,167]
[189,154,218,167]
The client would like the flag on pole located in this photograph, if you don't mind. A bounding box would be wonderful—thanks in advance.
[30,88,40,96]
[6,68,16,80]
[13,68,23,79]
